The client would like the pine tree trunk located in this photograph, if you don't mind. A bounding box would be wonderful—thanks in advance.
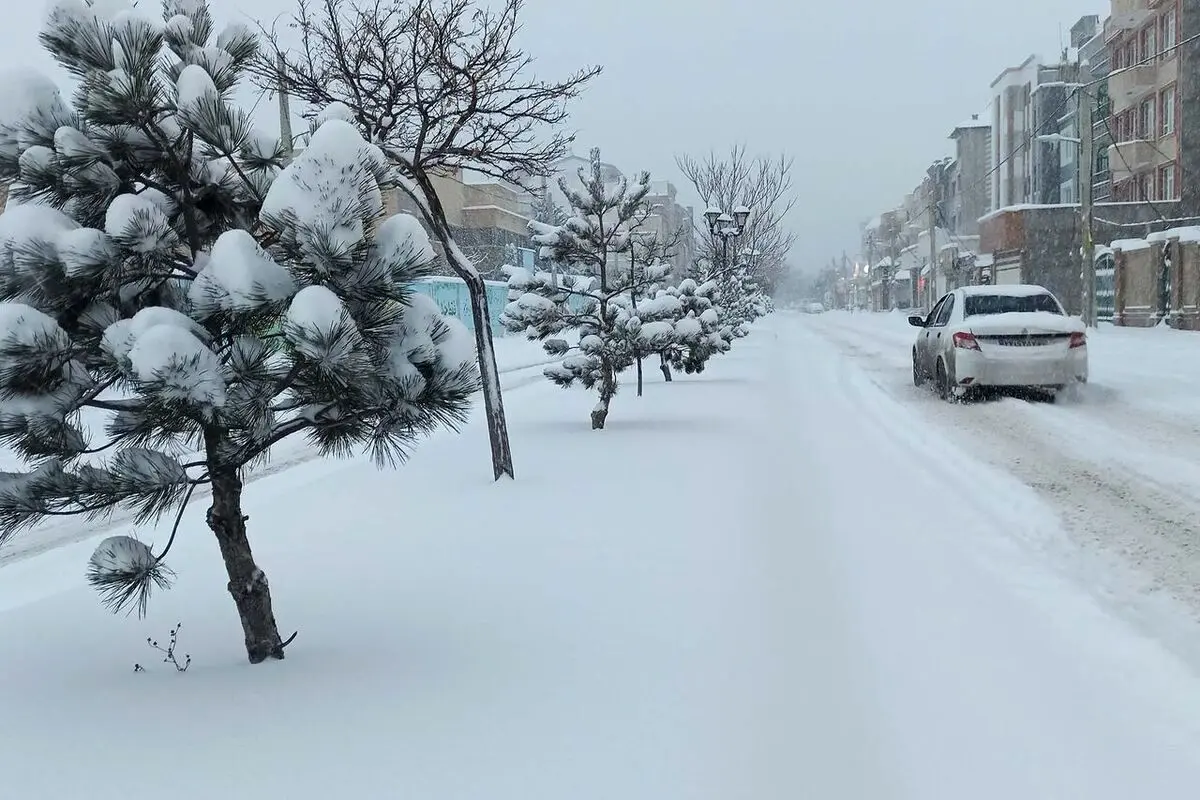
[659,353,673,382]
[591,360,617,430]
[636,356,644,396]
[205,432,285,664]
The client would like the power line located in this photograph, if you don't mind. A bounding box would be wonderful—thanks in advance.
[1098,106,1177,221]
[1081,28,1200,89]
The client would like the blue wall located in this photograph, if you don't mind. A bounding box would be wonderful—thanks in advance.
[411,277,510,337]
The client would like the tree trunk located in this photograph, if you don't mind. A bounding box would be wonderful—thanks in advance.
[457,265,515,479]
[402,171,515,480]
[591,360,617,430]
[659,353,673,382]
[205,431,285,664]
[636,356,644,396]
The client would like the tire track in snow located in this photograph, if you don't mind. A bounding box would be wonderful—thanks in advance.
[0,360,558,568]
[813,312,1200,476]
[803,315,1200,632]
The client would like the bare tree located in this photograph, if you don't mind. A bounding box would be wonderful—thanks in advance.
[252,0,600,479]
[675,145,797,294]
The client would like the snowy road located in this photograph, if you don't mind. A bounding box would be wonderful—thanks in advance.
[763,315,1200,796]
[805,311,1200,655]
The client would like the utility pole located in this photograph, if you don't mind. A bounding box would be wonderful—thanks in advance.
[928,175,940,310]
[1078,86,1097,327]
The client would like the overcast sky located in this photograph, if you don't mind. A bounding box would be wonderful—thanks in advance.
[4,0,1104,273]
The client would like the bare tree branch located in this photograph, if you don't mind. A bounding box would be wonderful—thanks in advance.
[675,145,797,293]
[250,0,600,187]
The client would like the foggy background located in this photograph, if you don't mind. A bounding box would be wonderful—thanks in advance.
[1,0,1104,273]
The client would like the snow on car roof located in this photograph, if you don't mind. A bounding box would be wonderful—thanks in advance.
[958,284,1052,297]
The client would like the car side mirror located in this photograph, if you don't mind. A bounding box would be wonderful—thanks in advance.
[908,314,926,327]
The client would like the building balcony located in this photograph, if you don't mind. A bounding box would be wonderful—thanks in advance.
[1105,0,1151,40]
[1109,63,1159,111]
[1108,140,1159,180]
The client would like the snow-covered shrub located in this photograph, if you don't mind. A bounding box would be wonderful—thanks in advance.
[0,0,478,664]
[500,148,671,428]
[713,265,771,333]
[658,278,729,376]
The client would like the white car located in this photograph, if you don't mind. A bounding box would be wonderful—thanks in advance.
[909,284,1088,401]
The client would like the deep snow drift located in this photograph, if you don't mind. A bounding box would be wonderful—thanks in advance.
[4,316,1200,798]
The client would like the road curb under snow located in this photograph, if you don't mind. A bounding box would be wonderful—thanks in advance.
[0,358,560,568]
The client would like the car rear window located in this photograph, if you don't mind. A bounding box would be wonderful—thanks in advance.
[963,293,1061,316]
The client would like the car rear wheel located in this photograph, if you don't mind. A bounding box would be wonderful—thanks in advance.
[936,360,953,402]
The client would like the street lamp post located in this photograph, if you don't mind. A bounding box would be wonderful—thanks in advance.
[703,204,751,274]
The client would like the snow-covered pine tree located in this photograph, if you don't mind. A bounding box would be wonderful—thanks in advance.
[501,148,671,429]
[530,183,567,228]
[716,264,770,333]
[626,288,680,387]
[0,0,478,663]
[658,278,728,378]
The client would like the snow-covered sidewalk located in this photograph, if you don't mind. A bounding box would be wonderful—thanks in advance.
[0,335,560,566]
[4,316,1200,798]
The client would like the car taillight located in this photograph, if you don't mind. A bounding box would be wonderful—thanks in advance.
[952,331,980,350]
[1069,332,1086,349]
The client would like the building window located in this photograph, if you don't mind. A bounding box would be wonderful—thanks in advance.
[1162,9,1177,54]
[1120,109,1136,142]
[1138,173,1152,200]
[1140,98,1156,139]
[1161,85,1175,135]
[1160,164,1177,200]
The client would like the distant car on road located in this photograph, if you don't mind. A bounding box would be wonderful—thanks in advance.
[805,301,825,314]
[908,284,1088,401]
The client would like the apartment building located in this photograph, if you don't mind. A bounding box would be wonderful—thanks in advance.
[991,56,1040,208]
[1104,0,1192,208]
[947,115,992,235]
[642,180,696,277]
[384,167,534,278]
[1070,16,1113,203]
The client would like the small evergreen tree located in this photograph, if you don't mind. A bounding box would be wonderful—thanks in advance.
[658,278,728,377]
[501,148,670,429]
[716,265,771,332]
[0,0,477,663]
[530,184,568,227]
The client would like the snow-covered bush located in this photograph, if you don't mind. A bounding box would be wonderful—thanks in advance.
[0,0,478,663]
[658,278,729,377]
[714,265,771,332]
[500,148,671,429]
